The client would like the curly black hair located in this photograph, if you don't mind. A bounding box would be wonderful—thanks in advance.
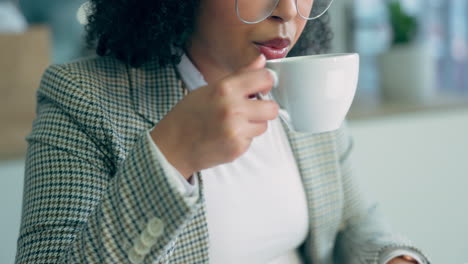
[84,0,333,68]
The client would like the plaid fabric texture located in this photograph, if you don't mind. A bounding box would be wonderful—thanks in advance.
[15,56,427,264]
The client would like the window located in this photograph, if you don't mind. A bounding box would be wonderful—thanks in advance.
[349,0,467,98]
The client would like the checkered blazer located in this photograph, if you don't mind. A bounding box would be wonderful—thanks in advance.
[16,56,426,264]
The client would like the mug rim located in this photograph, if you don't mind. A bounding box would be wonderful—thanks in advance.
[266,53,358,64]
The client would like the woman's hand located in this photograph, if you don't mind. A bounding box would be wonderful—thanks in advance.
[151,55,278,178]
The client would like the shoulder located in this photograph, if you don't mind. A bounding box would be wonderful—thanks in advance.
[38,56,129,106]
[37,56,136,133]
[35,56,152,162]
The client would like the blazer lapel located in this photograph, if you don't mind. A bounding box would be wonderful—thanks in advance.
[281,119,344,263]
[128,61,186,126]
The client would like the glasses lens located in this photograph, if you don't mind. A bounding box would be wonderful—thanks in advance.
[298,0,333,20]
[236,0,279,23]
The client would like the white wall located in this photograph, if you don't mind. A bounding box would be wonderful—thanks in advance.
[349,108,468,264]
[1,109,467,263]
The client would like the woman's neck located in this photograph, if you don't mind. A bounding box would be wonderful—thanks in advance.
[185,44,230,85]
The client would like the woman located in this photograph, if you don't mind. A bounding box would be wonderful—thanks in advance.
[15,0,428,263]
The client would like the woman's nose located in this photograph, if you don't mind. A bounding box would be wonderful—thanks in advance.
[269,0,298,22]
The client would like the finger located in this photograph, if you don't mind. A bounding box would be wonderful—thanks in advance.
[244,121,269,138]
[244,99,279,122]
[227,68,276,98]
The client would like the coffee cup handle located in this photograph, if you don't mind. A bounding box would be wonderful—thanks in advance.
[255,69,295,131]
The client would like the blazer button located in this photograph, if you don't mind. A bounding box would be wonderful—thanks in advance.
[140,229,157,247]
[133,236,152,255]
[147,217,164,238]
[128,248,145,264]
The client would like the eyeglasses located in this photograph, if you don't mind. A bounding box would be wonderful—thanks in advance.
[235,0,334,24]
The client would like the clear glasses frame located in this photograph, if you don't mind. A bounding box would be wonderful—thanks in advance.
[235,0,334,24]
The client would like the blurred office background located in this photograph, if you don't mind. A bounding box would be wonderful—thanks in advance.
[1,0,467,263]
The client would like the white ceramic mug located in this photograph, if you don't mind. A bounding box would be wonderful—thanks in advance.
[261,53,359,133]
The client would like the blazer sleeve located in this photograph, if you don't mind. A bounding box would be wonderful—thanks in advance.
[145,131,200,204]
[15,64,203,264]
[332,122,430,264]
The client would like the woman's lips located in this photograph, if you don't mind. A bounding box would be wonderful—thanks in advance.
[254,38,291,60]
[255,45,289,60]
